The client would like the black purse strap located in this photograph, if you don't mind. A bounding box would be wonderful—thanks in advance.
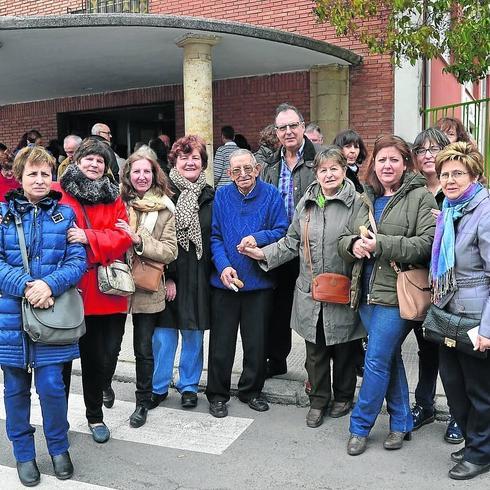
[15,215,30,275]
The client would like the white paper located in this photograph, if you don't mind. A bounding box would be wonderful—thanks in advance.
[467,326,480,347]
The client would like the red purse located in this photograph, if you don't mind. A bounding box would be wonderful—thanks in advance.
[304,210,351,304]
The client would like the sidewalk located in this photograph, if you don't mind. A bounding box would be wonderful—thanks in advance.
[73,316,450,417]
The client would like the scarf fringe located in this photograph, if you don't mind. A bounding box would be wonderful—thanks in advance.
[431,267,457,304]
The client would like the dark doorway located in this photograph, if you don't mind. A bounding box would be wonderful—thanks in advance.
[57,102,175,158]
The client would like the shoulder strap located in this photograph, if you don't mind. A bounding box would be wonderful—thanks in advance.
[80,205,92,229]
[15,215,30,274]
[360,192,378,234]
[303,208,314,280]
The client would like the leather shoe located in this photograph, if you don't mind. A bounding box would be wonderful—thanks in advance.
[347,434,367,456]
[147,392,168,410]
[445,418,464,444]
[451,447,465,463]
[330,400,352,418]
[16,460,40,487]
[306,408,324,428]
[102,386,115,409]
[88,422,110,443]
[209,401,228,418]
[383,431,411,450]
[247,396,269,412]
[411,404,435,430]
[129,405,148,428]
[181,391,198,408]
[51,452,74,480]
[449,460,490,480]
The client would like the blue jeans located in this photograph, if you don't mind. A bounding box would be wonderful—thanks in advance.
[2,363,69,462]
[349,303,413,437]
[152,328,204,394]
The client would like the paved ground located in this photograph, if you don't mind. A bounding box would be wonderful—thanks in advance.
[86,316,449,415]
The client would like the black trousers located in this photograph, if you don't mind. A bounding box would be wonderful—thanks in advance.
[410,321,439,411]
[79,313,126,424]
[132,312,160,406]
[206,288,272,403]
[266,258,298,371]
[439,345,490,465]
[305,312,357,410]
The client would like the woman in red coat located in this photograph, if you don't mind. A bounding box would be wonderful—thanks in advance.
[59,138,132,444]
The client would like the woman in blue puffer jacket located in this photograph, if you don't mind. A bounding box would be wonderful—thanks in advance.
[0,146,86,487]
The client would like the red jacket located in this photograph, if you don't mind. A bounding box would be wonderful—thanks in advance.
[0,174,20,202]
[56,185,133,315]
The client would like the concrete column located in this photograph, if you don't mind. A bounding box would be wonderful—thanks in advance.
[310,64,349,144]
[176,33,221,185]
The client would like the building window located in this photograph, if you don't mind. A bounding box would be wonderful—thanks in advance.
[68,1,149,14]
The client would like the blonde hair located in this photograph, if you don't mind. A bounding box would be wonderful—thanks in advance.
[435,142,483,178]
[13,146,55,181]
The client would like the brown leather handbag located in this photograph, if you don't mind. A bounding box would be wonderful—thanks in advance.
[304,210,351,304]
[131,255,165,293]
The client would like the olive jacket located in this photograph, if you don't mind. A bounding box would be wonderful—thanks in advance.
[338,172,437,307]
[261,179,366,345]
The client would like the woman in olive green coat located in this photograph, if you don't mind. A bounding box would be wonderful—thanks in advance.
[338,135,437,456]
[241,146,365,428]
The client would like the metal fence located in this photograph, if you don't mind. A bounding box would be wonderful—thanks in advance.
[67,0,149,14]
[422,98,490,178]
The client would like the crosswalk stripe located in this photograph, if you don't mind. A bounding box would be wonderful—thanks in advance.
[0,384,253,456]
[0,464,114,489]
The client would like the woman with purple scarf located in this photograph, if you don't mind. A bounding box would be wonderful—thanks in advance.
[431,142,490,480]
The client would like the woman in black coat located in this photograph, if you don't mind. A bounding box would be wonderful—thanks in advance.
[150,135,214,409]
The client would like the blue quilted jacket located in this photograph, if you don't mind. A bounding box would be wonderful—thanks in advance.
[0,190,87,369]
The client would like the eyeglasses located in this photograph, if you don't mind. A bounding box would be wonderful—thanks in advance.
[439,170,469,181]
[99,130,112,137]
[275,122,303,133]
[414,146,441,156]
[230,165,255,176]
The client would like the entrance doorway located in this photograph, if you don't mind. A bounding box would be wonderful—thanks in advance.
[57,102,175,158]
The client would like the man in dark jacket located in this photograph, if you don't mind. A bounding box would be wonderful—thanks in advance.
[261,103,320,377]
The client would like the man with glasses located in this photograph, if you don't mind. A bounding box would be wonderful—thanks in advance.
[261,103,322,378]
[90,123,121,182]
[57,135,83,180]
[206,149,288,418]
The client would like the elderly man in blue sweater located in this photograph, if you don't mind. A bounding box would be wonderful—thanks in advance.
[206,149,288,418]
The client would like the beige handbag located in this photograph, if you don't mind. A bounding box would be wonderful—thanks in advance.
[391,262,431,321]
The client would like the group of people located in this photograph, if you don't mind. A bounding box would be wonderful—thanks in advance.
[0,106,489,486]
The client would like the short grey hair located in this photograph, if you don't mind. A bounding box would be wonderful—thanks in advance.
[274,103,304,123]
[64,134,82,145]
[229,148,257,166]
[305,123,322,135]
[91,123,107,135]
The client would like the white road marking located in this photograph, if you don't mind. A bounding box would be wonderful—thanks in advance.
[0,464,113,489]
[0,384,253,455]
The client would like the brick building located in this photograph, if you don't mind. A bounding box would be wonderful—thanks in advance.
[2,0,485,164]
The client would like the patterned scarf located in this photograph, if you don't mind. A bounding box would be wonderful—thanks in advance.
[431,181,482,302]
[128,188,174,232]
[60,163,119,205]
[169,167,207,259]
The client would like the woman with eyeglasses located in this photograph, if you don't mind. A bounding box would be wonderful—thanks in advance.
[429,143,490,480]
[339,135,437,456]
[409,128,464,444]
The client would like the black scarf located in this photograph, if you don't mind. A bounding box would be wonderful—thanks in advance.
[60,164,119,205]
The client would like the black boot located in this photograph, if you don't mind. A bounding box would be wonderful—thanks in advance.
[16,460,40,487]
[129,405,148,428]
[51,452,74,480]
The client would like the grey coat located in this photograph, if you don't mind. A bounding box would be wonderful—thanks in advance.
[436,186,490,338]
[261,179,366,345]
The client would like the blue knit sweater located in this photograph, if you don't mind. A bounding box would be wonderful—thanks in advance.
[211,179,288,291]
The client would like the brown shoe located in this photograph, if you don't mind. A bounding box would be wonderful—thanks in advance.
[347,434,367,456]
[330,400,353,418]
[306,408,325,428]
[383,431,412,450]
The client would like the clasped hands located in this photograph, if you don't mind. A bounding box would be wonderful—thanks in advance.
[236,235,265,261]
[352,230,377,259]
[25,279,53,309]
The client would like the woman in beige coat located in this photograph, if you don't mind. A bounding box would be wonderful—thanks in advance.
[242,146,365,428]
[118,146,178,428]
